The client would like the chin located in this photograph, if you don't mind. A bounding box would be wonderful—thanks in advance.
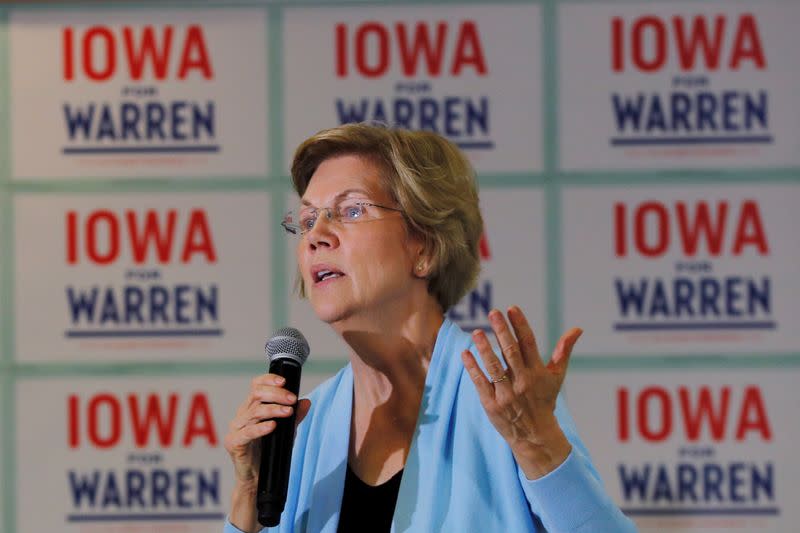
[309,297,354,326]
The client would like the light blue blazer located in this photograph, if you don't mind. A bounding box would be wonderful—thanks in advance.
[225,319,637,532]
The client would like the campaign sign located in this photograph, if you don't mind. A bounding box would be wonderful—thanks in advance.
[14,192,272,362]
[9,8,269,179]
[13,373,344,532]
[562,185,800,355]
[559,2,800,170]
[287,188,548,358]
[284,5,543,174]
[565,369,800,532]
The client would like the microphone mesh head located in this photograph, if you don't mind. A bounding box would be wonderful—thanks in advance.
[265,327,310,365]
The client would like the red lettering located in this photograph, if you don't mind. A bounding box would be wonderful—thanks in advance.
[182,393,218,446]
[69,209,217,265]
[733,200,769,255]
[88,393,122,449]
[335,24,347,77]
[614,203,626,256]
[673,15,725,70]
[479,233,491,260]
[611,18,624,72]
[451,21,487,76]
[736,386,772,441]
[637,387,672,441]
[612,14,765,73]
[396,22,447,77]
[631,17,667,72]
[63,27,75,80]
[127,210,177,264]
[730,14,766,69]
[124,26,173,80]
[617,387,629,441]
[178,25,214,80]
[337,21,486,78]
[676,201,727,256]
[634,202,669,257]
[86,210,120,265]
[62,25,213,82]
[66,211,78,264]
[128,393,178,447]
[679,386,730,441]
[68,394,79,448]
[356,22,389,78]
[82,26,116,81]
[181,209,217,263]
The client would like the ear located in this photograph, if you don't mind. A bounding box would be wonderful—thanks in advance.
[412,242,435,279]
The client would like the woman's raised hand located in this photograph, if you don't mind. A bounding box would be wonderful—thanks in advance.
[461,306,582,479]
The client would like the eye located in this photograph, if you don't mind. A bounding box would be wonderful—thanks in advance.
[340,202,366,221]
[299,211,317,231]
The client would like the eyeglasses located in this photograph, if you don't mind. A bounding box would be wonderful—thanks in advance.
[281,198,403,236]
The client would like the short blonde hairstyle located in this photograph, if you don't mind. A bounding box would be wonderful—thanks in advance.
[291,123,483,312]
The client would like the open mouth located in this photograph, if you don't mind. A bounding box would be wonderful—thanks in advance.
[313,268,345,284]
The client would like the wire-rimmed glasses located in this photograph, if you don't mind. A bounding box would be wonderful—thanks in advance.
[281,198,403,236]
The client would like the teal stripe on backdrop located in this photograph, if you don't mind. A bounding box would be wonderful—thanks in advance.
[0,6,15,533]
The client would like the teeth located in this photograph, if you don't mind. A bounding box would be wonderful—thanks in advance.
[316,270,341,282]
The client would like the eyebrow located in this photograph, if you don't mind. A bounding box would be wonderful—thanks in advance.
[300,187,373,207]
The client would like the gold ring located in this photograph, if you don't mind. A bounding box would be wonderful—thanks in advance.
[489,373,509,384]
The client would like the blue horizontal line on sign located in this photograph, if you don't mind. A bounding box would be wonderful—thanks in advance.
[609,136,773,146]
[65,329,224,338]
[62,145,221,155]
[67,512,226,522]
[614,322,776,331]
[622,507,780,516]
[453,141,495,150]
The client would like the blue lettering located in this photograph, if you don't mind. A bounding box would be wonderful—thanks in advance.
[334,97,489,138]
[612,91,769,134]
[68,468,222,510]
[68,470,100,506]
[66,285,219,326]
[62,101,215,142]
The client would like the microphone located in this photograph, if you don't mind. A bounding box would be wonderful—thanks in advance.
[256,327,310,527]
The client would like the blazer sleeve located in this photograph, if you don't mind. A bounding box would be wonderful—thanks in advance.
[516,394,639,532]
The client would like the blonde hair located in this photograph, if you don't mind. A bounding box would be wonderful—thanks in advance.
[291,123,483,311]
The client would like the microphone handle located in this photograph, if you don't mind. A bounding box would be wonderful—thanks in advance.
[256,358,302,527]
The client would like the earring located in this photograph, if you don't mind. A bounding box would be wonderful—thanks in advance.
[416,262,424,272]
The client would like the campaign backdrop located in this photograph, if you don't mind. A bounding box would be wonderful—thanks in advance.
[0,1,797,532]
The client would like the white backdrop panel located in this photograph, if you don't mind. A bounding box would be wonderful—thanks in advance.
[566,368,799,532]
[14,373,331,533]
[559,2,800,170]
[9,8,269,179]
[284,4,543,174]
[14,192,272,362]
[563,184,800,355]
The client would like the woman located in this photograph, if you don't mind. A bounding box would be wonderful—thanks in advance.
[223,123,636,532]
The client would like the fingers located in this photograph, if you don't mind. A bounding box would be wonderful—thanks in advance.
[507,306,543,369]
[548,327,583,374]
[486,309,526,372]
[471,328,508,386]
[461,349,495,400]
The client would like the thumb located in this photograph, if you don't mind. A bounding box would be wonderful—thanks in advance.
[295,398,312,427]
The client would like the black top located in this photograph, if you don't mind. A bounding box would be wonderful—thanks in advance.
[336,464,404,533]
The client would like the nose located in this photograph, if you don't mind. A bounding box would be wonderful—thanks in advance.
[305,208,339,250]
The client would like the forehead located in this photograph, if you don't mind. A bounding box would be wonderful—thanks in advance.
[302,155,388,203]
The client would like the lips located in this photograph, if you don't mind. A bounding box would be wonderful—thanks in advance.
[311,265,345,284]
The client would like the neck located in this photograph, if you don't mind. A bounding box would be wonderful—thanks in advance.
[334,294,443,410]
